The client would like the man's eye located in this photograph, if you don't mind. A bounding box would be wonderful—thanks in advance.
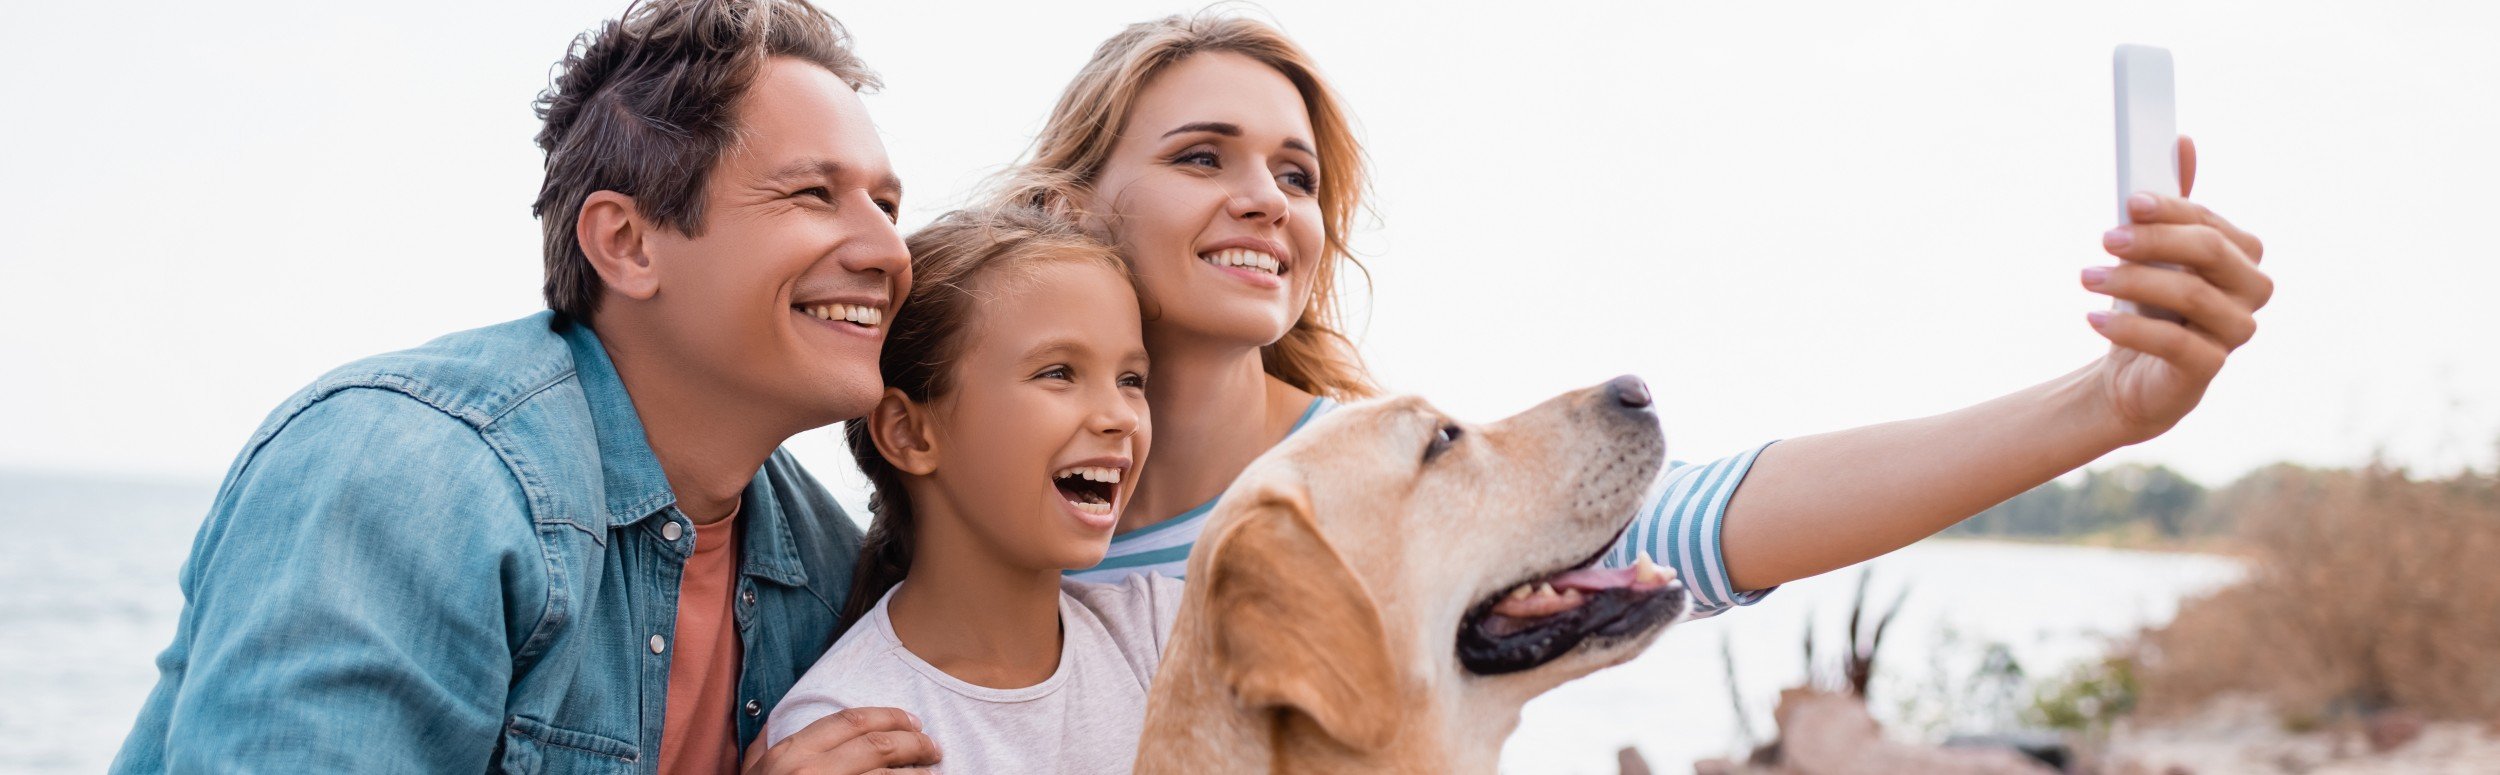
[796,186,832,201]
[1424,423,1462,462]
[875,199,899,219]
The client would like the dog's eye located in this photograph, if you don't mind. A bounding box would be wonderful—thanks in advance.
[1424,423,1462,463]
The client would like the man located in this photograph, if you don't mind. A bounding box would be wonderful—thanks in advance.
[112,1,936,772]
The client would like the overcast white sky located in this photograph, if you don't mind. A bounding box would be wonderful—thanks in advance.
[4,1,2495,493]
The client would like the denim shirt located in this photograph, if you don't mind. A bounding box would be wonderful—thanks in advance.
[111,312,863,774]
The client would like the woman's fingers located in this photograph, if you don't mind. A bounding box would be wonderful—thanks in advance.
[2123,192,2265,267]
[2088,309,2228,380]
[2082,263,2259,349]
[2103,221,2273,312]
[2177,135,2198,198]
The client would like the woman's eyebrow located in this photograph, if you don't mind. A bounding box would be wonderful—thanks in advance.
[1160,121,1240,139]
[1160,121,1315,157]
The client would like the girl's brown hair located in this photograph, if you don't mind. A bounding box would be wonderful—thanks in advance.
[839,203,1129,628]
[997,12,1377,400]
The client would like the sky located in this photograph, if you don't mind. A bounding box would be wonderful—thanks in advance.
[3,0,2495,495]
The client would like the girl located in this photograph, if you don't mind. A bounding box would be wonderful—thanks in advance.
[763,205,1179,773]
[1000,13,2271,605]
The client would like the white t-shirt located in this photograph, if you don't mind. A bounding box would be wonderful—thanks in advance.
[763,573,1185,774]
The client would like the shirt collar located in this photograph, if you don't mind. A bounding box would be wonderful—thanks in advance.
[734,463,811,587]
[557,317,677,527]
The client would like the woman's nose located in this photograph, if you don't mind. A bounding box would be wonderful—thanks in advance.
[1225,170,1290,224]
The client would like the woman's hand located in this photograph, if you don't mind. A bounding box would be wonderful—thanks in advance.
[2079,136,2272,444]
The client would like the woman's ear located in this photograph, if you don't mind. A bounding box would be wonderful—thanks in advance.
[578,190,660,301]
[871,388,941,476]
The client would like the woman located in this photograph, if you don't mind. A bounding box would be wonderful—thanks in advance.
[1000,13,2270,606]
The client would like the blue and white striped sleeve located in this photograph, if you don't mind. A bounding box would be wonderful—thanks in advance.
[1602,440,1779,618]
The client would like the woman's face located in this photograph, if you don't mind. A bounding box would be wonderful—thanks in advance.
[1087,52,1326,351]
[919,260,1152,571]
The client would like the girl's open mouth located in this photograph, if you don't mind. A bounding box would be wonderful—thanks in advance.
[1051,465,1121,518]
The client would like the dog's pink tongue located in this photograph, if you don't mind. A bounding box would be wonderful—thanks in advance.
[1490,588,1585,618]
[1550,566,1638,592]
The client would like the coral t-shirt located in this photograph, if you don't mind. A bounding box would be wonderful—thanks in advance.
[658,503,744,774]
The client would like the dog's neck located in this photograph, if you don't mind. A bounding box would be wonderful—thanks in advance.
[1139,615,1484,774]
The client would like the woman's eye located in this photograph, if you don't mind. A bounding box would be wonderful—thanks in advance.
[1171,150,1220,169]
[1424,423,1462,462]
[1280,169,1316,194]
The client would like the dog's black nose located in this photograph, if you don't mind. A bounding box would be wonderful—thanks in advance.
[1607,375,1652,409]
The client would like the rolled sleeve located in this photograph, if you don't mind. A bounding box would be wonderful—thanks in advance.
[1605,440,1780,618]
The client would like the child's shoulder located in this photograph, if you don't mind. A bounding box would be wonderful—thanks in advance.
[1060,574,1185,674]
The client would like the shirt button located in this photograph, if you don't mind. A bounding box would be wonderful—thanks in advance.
[740,589,757,606]
[661,521,684,541]
[649,634,667,654]
[744,699,763,717]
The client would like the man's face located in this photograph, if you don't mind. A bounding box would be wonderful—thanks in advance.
[636,57,909,428]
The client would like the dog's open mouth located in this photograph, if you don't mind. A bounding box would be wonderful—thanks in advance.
[1457,547,1687,676]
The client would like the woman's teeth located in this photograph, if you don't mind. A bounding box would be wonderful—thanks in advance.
[1200,248,1280,275]
[801,303,882,328]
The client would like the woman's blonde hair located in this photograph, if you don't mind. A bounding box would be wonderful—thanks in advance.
[998,12,1377,400]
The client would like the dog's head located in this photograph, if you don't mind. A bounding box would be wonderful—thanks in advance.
[1184,376,1685,757]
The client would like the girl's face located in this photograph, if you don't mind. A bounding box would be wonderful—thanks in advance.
[923,260,1152,570]
[1087,52,1326,350]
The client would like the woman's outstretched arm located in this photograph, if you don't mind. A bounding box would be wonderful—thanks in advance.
[1718,137,2272,592]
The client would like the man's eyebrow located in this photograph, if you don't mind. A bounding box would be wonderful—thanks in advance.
[763,159,904,196]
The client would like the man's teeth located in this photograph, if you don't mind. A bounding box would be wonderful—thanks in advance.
[801,303,882,327]
[1053,466,1123,484]
[1200,248,1280,275]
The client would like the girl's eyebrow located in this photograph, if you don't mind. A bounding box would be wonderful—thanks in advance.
[1018,339,1091,365]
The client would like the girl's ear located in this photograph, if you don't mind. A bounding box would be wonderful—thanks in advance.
[871,388,940,476]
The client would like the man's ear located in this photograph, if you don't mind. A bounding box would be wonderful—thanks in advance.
[1200,481,1400,752]
[869,388,939,476]
[578,190,660,301]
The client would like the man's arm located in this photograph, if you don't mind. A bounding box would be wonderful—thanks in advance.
[116,389,539,773]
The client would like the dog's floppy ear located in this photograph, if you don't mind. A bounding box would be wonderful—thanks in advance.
[1200,480,1400,752]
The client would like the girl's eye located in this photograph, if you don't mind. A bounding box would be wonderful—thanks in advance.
[1119,372,1148,389]
[1036,366,1073,381]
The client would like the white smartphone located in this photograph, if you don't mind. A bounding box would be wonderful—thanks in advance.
[2113,44,2186,323]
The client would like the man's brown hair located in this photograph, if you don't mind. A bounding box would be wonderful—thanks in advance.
[532,0,879,323]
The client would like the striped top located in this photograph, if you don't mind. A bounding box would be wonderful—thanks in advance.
[1066,397,1775,616]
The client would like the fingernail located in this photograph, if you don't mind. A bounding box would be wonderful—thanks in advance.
[2087,310,2113,330]
[2081,266,2109,287]
[906,711,922,728]
[2103,227,2134,250]
[2128,192,2159,215]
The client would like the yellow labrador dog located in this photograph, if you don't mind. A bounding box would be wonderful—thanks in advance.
[1137,376,1687,773]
